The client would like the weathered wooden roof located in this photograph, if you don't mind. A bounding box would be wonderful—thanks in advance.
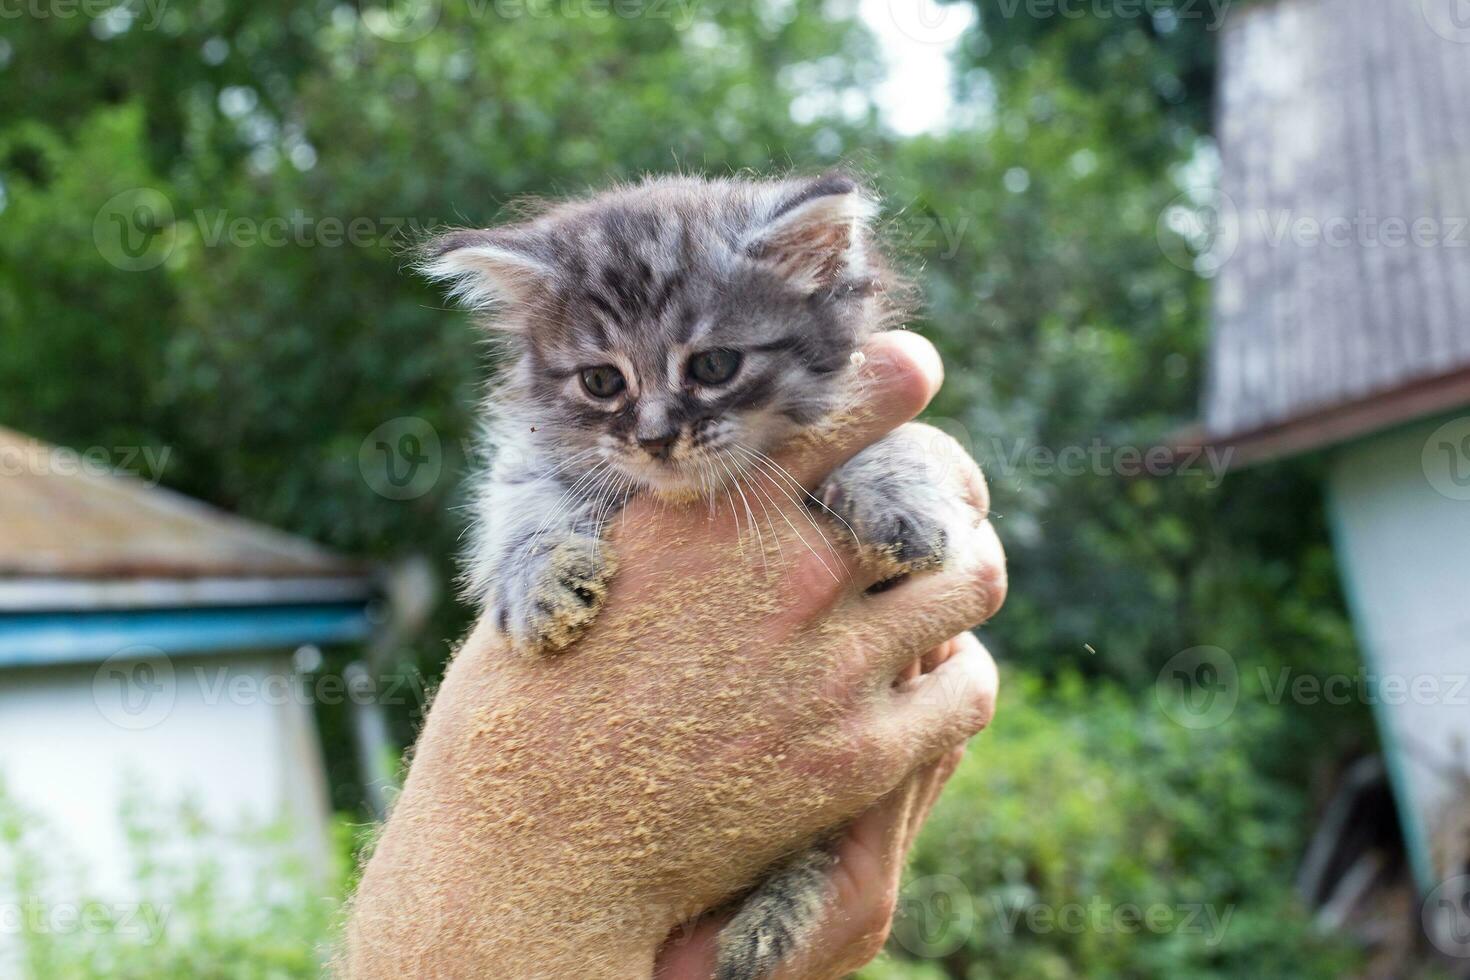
[1204,0,1470,463]
[0,426,373,608]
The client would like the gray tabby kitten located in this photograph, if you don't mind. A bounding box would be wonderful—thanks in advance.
[421,173,959,980]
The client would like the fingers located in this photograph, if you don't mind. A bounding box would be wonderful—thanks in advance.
[782,331,944,489]
[654,742,970,980]
[857,519,1008,676]
[874,632,999,768]
[769,777,918,980]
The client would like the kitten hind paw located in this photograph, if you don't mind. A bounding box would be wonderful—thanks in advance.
[715,846,832,980]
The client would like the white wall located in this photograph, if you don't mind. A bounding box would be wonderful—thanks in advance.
[0,650,333,920]
[1329,413,1470,889]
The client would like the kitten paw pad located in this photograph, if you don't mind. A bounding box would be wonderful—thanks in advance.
[502,539,615,655]
[861,510,950,576]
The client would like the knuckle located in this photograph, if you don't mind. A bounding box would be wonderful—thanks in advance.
[872,880,900,923]
[964,458,991,519]
[858,902,896,955]
[962,674,998,733]
[869,341,936,418]
[966,553,1008,622]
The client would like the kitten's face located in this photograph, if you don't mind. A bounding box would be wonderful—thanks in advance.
[423,174,885,495]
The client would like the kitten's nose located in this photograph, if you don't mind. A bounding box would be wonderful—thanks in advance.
[637,430,678,460]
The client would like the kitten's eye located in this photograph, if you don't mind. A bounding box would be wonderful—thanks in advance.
[688,349,742,386]
[580,365,626,399]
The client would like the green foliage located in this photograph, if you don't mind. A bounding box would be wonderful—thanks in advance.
[0,778,344,979]
[860,671,1362,979]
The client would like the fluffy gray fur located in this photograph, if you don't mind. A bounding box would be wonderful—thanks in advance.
[421,173,956,980]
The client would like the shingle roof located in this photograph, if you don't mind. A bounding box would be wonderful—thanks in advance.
[1203,0,1470,463]
[0,426,372,600]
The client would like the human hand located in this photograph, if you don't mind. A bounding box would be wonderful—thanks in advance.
[652,636,984,980]
[344,331,1006,979]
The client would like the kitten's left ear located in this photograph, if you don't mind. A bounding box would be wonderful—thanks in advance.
[417,226,555,318]
[743,173,878,294]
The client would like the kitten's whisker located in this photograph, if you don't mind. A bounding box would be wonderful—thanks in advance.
[535,447,602,483]
[591,472,633,564]
[742,460,840,584]
[588,467,632,563]
[732,446,852,560]
[733,443,862,550]
[719,452,771,580]
[712,455,749,563]
[737,464,790,586]
[525,456,616,556]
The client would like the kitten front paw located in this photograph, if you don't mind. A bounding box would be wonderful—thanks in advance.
[824,481,952,579]
[820,424,972,582]
[495,536,616,655]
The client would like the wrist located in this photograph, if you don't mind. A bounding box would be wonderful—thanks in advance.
[348,623,674,977]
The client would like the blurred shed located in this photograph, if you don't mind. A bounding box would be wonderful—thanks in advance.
[1203,0,1470,957]
[0,425,378,900]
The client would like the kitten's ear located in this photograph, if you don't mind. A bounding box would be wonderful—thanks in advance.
[743,173,878,294]
[417,227,555,318]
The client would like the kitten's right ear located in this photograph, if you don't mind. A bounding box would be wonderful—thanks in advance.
[417,227,554,317]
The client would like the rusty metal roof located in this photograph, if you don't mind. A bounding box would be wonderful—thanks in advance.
[0,426,370,587]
